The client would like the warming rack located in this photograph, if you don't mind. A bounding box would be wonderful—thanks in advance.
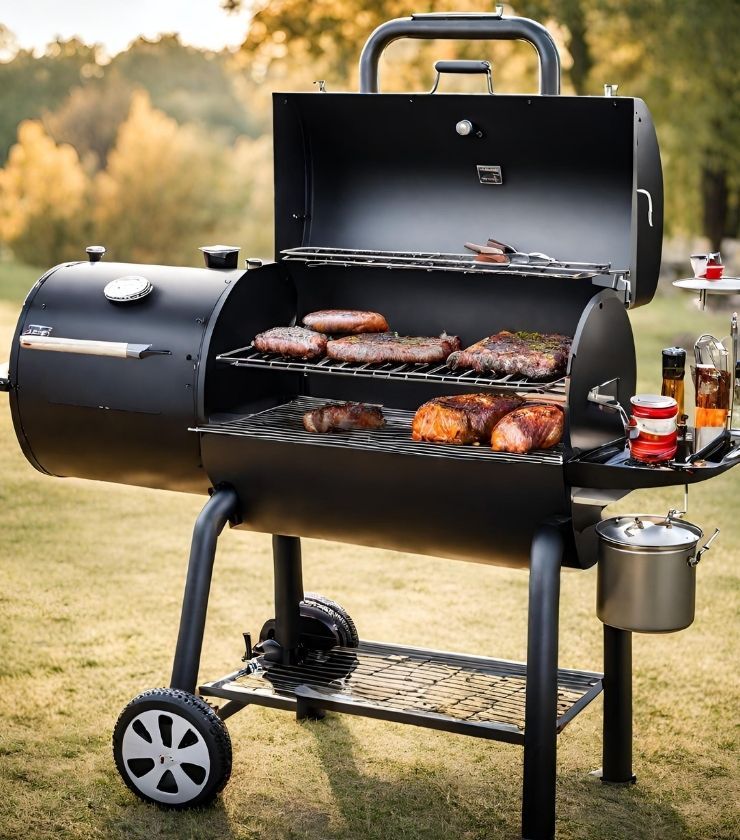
[281,246,613,280]
[193,396,565,466]
[216,346,568,396]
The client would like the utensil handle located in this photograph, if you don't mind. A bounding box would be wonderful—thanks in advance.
[359,13,560,95]
[19,335,167,359]
[689,528,720,567]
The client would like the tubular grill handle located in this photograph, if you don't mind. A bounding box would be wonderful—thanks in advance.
[19,335,169,359]
[431,60,493,94]
[359,13,561,95]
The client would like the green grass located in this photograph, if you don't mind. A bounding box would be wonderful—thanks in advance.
[0,264,737,840]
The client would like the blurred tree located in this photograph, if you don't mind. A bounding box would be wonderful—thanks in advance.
[603,0,740,250]
[110,35,260,140]
[43,71,134,171]
[0,38,100,162]
[94,91,233,264]
[0,120,90,265]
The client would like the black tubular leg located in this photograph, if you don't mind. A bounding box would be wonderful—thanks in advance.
[602,625,635,784]
[273,535,304,665]
[170,487,239,693]
[522,523,563,840]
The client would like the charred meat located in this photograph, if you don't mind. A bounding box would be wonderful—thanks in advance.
[490,404,564,453]
[303,402,386,433]
[412,393,525,445]
[327,333,461,365]
[254,326,327,359]
[302,310,389,334]
[447,331,571,380]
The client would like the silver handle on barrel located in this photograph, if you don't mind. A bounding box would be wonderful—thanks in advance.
[19,335,169,359]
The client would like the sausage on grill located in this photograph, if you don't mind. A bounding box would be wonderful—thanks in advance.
[302,310,389,334]
[253,326,327,359]
[327,333,461,365]
[447,331,571,380]
[412,393,524,445]
[303,402,385,433]
[490,404,564,453]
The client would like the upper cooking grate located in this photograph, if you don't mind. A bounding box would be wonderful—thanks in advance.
[193,396,564,465]
[217,346,568,396]
[281,246,613,280]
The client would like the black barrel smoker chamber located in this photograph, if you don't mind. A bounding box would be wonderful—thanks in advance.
[3,12,740,840]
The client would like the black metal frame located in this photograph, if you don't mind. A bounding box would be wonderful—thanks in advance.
[169,490,632,840]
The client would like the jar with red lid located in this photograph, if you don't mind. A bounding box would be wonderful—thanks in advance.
[629,394,678,463]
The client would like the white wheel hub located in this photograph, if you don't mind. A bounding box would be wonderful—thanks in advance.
[121,708,211,804]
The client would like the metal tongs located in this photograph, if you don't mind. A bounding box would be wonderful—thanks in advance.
[465,238,557,265]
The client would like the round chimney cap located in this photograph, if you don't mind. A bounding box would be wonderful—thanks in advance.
[86,245,106,263]
[200,245,240,270]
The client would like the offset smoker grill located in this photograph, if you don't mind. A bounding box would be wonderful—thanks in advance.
[3,12,740,840]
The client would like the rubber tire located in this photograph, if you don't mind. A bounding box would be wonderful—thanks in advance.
[113,688,231,809]
[303,593,360,648]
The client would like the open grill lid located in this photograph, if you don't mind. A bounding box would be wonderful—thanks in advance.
[273,15,663,307]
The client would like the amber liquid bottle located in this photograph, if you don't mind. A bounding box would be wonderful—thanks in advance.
[661,347,686,418]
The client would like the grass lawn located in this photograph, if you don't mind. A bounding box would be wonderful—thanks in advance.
[0,262,737,840]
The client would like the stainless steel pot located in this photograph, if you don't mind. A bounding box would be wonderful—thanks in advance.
[596,514,719,633]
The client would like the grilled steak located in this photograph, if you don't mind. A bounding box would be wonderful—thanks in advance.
[302,309,389,334]
[327,333,461,365]
[447,331,571,380]
[303,402,385,433]
[490,404,564,453]
[412,393,524,445]
[254,326,327,359]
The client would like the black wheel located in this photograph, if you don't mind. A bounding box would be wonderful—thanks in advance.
[303,593,360,647]
[258,594,360,651]
[113,688,231,809]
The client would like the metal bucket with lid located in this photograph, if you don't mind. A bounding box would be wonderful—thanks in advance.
[596,514,719,633]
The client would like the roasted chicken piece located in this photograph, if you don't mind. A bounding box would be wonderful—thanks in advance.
[447,331,571,380]
[303,402,385,433]
[253,326,327,359]
[490,404,564,453]
[302,310,389,334]
[412,393,524,445]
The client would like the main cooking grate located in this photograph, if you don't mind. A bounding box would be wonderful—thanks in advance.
[200,641,603,743]
[193,396,565,465]
[217,345,568,395]
[281,246,613,281]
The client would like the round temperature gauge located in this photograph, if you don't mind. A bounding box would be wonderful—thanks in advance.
[104,275,153,303]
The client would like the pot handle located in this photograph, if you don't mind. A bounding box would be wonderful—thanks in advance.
[359,12,560,95]
[688,528,720,567]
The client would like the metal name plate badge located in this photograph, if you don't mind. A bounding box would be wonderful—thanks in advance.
[23,324,53,336]
[477,165,503,185]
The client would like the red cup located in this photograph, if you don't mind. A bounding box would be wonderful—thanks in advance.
[705,264,724,280]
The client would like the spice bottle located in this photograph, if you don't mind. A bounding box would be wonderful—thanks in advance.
[661,347,686,418]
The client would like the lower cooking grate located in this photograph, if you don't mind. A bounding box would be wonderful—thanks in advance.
[200,641,603,744]
[193,396,564,465]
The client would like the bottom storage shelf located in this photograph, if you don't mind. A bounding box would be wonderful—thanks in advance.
[199,641,602,744]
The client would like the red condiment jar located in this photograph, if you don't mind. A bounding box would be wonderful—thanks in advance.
[629,394,678,463]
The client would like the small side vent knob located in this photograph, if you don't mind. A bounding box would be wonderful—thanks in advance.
[86,245,106,263]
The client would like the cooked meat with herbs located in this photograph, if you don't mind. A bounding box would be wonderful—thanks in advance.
[447,331,571,380]
[327,333,461,365]
[412,393,525,445]
[490,404,564,453]
[303,402,386,433]
[253,326,327,359]
[302,310,389,334]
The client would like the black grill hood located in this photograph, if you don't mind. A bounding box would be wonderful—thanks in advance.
[273,92,662,307]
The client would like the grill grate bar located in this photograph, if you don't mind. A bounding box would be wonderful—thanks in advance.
[281,246,614,281]
[217,345,568,395]
[193,396,564,465]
